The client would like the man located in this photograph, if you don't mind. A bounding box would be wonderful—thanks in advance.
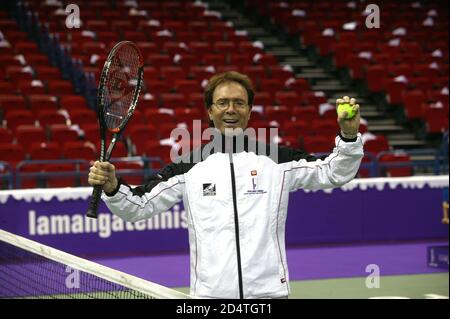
[88,71,364,299]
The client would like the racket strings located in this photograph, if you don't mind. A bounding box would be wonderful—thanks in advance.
[103,45,141,131]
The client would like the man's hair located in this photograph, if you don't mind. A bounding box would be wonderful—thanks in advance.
[204,71,255,110]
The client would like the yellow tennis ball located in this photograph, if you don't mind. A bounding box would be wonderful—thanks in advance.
[337,103,356,119]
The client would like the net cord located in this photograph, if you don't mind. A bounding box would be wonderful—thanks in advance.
[0,229,192,299]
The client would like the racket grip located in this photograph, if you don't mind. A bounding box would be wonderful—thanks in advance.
[86,185,103,219]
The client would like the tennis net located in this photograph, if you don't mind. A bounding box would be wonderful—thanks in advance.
[0,229,191,299]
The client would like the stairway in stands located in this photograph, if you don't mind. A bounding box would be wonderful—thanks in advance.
[205,0,431,154]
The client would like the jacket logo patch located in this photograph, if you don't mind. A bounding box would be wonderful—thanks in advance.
[244,177,267,196]
[203,183,216,196]
[251,170,257,176]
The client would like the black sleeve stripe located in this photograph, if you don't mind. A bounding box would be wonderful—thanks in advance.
[117,180,185,208]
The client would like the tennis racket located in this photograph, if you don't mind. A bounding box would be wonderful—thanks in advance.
[86,41,144,219]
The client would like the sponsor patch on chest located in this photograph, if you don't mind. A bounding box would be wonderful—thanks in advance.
[202,183,216,196]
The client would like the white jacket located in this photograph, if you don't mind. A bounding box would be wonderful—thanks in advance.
[102,134,364,298]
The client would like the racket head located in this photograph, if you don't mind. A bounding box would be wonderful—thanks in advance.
[97,41,144,135]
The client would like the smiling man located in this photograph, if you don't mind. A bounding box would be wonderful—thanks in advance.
[88,71,364,299]
[205,73,252,134]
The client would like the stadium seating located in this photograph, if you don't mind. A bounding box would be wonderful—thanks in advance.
[0,0,447,188]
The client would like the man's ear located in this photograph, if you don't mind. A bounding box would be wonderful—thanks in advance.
[207,107,213,119]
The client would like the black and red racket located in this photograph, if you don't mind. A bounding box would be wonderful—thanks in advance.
[86,41,144,219]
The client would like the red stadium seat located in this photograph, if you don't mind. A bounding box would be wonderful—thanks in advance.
[145,109,175,125]
[142,141,173,164]
[69,109,97,125]
[4,110,35,131]
[86,20,109,32]
[160,66,185,82]
[63,141,96,161]
[200,31,224,43]
[303,136,334,154]
[5,66,33,82]
[378,152,412,177]
[366,65,388,93]
[364,135,390,155]
[268,66,294,82]
[187,42,213,55]
[384,79,408,105]
[0,56,22,68]
[347,55,370,80]
[37,110,67,127]
[311,119,339,140]
[96,140,129,158]
[114,161,145,185]
[127,124,159,153]
[402,89,426,119]
[213,41,236,53]
[146,54,172,67]
[143,66,161,81]
[253,92,272,106]
[60,95,90,111]
[15,41,40,54]
[265,106,291,124]
[274,92,300,107]
[0,128,13,143]
[16,80,46,95]
[202,54,227,66]
[25,54,50,67]
[188,66,215,81]
[174,80,202,96]
[0,94,26,114]
[47,80,74,95]
[277,135,301,149]
[159,123,179,140]
[174,108,202,126]
[161,93,186,108]
[260,80,285,95]
[0,82,16,94]
[238,42,264,55]
[34,66,62,81]
[123,31,147,43]
[145,80,171,96]
[174,54,197,73]
[16,125,47,152]
[388,64,414,79]
[28,95,59,113]
[242,66,266,84]
[48,124,80,146]
[162,41,190,56]
[0,143,26,168]
[228,54,253,69]
[423,107,449,133]
[282,121,313,138]
[80,123,99,143]
[29,142,62,160]
[292,106,319,122]
[333,42,351,68]
[43,163,84,188]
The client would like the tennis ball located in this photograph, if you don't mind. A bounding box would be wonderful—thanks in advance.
[337,103,356,120]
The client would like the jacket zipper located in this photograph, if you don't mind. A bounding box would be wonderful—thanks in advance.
[228,153,244,299]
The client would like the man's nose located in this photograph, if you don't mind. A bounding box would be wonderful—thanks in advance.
[224,103,238,113]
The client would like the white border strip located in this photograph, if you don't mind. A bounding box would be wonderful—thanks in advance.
[0,176,448,202]
[0,229,192,299]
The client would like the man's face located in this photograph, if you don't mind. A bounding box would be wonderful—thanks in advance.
[208,81,251,134]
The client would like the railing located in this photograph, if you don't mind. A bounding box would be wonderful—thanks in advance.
[1,145,449,189]
[8,157,165,190]
[0,162,13,190]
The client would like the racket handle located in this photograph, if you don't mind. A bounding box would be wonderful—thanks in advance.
[86,185,103,219]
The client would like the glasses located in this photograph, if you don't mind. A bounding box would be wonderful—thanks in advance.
[212,99,248,110]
